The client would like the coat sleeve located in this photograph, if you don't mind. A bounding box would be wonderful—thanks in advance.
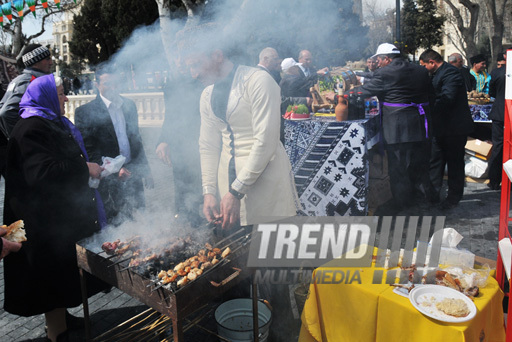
[357,70,386,99]
[0,77,30,138]
[198,86,222,195]
[230,72,281,193]
[17,120,89,187]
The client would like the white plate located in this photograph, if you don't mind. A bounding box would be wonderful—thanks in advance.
[408,285,477,323]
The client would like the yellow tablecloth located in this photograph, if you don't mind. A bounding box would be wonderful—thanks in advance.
[299,265,505,342]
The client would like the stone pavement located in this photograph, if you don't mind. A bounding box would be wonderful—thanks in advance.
[0,126,505,341]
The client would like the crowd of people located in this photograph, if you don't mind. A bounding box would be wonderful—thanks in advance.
[0,35,507,341]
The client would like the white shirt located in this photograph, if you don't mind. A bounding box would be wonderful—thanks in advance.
[100,94,131,163]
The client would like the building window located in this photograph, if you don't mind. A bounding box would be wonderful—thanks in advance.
[62,36,67,44]
[63,45,68,54]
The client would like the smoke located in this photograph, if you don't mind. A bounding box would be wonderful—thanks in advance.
[80,0,368,237]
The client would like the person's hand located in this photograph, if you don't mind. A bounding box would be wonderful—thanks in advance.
[156,142,172,166]
[317,67,329,75]
[0,227,22,259]
[203,194,221,223]
[87,162,102,179]
[144,175,154,189]
[219,192,241,230]
[118,167,132,181]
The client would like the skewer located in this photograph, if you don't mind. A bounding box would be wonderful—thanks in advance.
[118,264,138,272]
[213,227,246,248]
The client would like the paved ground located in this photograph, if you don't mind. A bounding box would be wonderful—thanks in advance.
[0,126,505,341]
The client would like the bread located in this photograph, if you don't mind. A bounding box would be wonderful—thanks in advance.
[3,220,27,243]
[435,298,470,317]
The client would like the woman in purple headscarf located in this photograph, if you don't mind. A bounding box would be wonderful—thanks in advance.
[3,74,107,342]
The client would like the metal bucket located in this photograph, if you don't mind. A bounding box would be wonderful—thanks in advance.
[215,298,272,342]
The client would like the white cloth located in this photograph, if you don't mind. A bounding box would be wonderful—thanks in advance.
[100,94,131,163]
[199,65,301,225]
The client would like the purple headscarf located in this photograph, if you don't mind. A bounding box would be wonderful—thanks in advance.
[19,74,107,228]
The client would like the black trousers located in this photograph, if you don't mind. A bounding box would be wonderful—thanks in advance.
[429,135,467,203]
[488,120,504,186]
[386,141,435,209]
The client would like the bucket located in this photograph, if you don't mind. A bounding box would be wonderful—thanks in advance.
[215,298,272,342]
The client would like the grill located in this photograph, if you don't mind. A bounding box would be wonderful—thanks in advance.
[76,227,254,341]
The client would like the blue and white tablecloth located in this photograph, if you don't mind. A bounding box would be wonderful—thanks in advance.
[470,104,492,122]
[284,116,380,216]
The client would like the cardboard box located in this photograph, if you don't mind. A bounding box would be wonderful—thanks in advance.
[465,138,492,161]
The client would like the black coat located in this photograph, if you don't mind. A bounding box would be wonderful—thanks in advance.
[3,117,104,316]
[460,66,476,92]
[489,67,506,121]
[355,57,433,144]
[280,66,318,98]
[74,95,150,223]
[430,62,474,137]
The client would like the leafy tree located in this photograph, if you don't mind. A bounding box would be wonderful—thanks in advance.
[70,0,159,65]
[0,0,79,57]
[415,0,445,49]
[401,0,419,56]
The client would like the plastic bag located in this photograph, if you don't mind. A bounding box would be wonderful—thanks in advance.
[88,155,126,189]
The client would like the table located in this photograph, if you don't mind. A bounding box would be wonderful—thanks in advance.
[299,262,505,342]
[284,115,380,216]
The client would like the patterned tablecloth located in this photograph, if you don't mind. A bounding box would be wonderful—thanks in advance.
[470,104,492,122]
[284,115,380,216]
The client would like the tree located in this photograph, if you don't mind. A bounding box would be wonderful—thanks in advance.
[362,0,394,56]
[401,0,419,56]
[70,0,160,65]
[415,0,445,49]
[0,0,80,57]
[443,0,480,62]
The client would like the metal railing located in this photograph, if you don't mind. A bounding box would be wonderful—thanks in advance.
[65,92,165,127]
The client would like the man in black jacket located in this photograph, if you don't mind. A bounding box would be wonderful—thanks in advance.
[75,65,153,225]
[354,43,435,212]
[420,49,474,209]
[487,53,507,190]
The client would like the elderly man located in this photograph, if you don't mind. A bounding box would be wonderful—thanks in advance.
[448,53,475,92]
[419,49,474,209]
[258,48,310,142]
[0,44,53,138]
[257,47,282,83]
[353,43,436,213]
[469,54,491,94]
[0,44,52,182]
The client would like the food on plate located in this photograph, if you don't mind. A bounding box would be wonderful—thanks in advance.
[3,220,27,243]
[436,298,470,317]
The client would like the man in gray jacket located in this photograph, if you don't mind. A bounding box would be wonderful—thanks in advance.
[0,44,52,179]
[0,44,52,138]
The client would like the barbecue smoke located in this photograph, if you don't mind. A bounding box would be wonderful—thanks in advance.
[78,0,367,241]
